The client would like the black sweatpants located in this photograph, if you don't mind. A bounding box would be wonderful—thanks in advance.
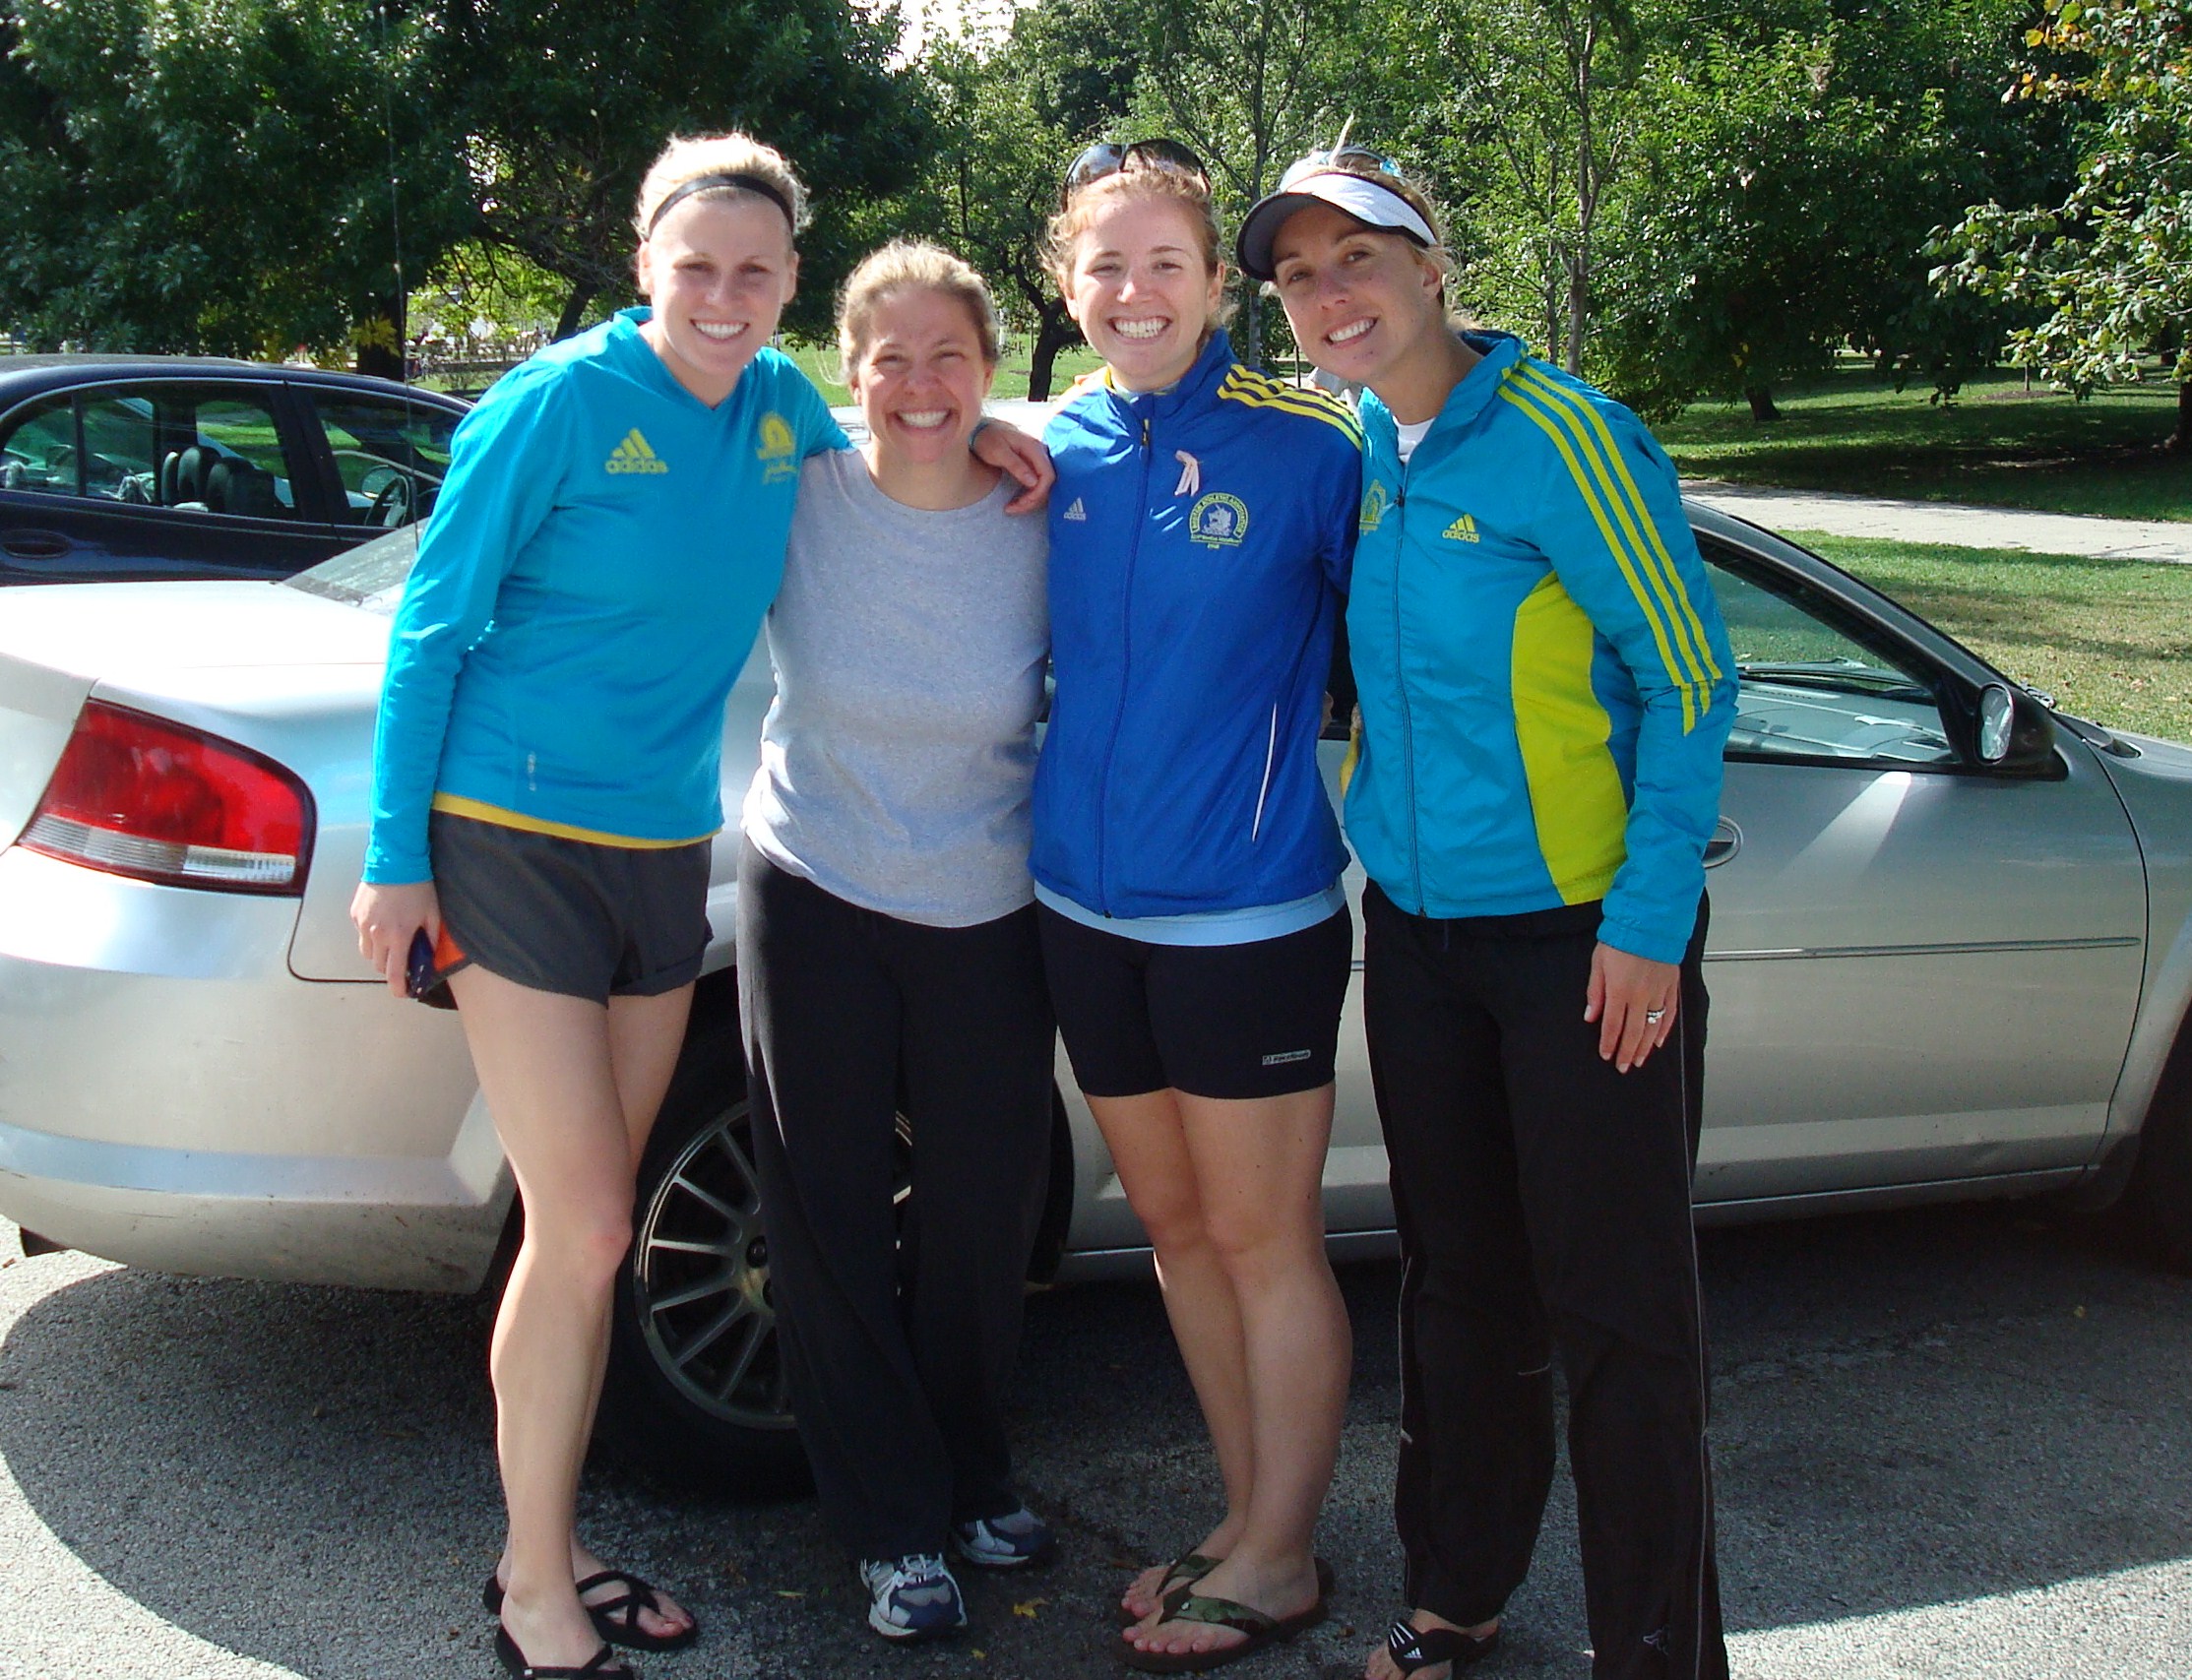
[1361,884,1725,1680]
[736,841,1055,1561]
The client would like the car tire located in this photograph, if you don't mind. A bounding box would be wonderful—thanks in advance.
[2124,1016,2192,1274]
[599,1007,812,1494]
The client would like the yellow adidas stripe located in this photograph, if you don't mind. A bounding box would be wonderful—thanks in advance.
[1497,379,1702,732]
[1509,366,1717,702]
[1216,371,1362,445]
[431,793,717,850]
[1511,366,1721,697]
[1218,367,1362,434]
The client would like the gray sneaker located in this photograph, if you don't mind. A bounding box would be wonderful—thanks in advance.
[858,1553,967,1643]
[950,1505,1057,1570]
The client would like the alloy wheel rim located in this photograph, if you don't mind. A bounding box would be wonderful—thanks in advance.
[631,1099,794,1431]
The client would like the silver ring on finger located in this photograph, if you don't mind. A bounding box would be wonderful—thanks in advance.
[1644,1007,1666,1025]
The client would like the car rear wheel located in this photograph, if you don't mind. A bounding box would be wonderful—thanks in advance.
[600,1012,810,1493]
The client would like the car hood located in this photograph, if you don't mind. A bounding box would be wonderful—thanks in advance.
[0,580,389,678]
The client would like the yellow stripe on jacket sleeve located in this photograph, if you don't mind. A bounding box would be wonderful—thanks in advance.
[1497,380,1701,732]
[1512,365,1722,693]
[1216,371,1364,446]
[1511,574,1627,904]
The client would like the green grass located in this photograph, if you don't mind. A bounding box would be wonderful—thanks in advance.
[1791,530,2192,742]
[777,338,1105,406]
[1658,366,2191,523]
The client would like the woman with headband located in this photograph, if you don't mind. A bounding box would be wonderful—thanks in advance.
[350,135,1048,1680]
[1238,149,1737,1680]
[1035,139,1362,1673]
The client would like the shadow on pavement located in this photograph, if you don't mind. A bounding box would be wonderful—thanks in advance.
[0,1198,2186,1678]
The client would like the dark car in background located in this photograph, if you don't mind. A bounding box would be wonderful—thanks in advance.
[0,355,468,585]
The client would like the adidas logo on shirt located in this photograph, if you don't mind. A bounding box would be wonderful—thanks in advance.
[1443,512,1480,543]
[605,429,669,475]
[1062,497,1088,522]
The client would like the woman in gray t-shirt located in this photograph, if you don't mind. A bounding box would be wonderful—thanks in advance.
[736,241,1055,1644]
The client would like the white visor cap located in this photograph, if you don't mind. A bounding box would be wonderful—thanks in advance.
[1236,170,1437,282]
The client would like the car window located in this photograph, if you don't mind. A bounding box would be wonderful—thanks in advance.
[1703,545,1956,766]
[0,395,83,497]
[302,390,456,529]
[71,385,302,521]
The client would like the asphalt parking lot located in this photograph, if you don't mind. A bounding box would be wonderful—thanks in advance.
[1,1200,2188,1680]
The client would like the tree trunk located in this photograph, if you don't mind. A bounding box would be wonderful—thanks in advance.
[1745,385,1782,422]
[2172,381,2191,452]
[1027,307,1075,403]
[353,316,403,381]
[1239,288,1263,372]
[1566,254,1588,378]
[554,284,596,342]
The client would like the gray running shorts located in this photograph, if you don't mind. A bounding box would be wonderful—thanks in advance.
[425,810,712,1003]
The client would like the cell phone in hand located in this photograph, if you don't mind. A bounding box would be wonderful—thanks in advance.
[406,927,460,1010]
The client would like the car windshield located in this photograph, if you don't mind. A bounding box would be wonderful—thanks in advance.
[280,526,421,616]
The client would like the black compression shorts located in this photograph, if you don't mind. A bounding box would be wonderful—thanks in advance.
[1036,902,1352,1100]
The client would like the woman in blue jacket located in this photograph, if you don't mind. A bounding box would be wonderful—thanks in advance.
[349,136,1047,1680]
[1036,141,1362,1673]
[1240,152,1738,1680]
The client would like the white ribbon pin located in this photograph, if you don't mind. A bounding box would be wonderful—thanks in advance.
[1174,450,1201,497]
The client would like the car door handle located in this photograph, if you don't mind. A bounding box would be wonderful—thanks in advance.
[2,529,71,560]
[1704,816,1740,867]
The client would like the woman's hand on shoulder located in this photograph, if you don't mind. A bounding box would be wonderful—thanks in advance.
[972,418,1055,514]
[350,879,442,997]
[1584,942,1678,1074]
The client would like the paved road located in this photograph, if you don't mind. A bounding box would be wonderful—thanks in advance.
[1682,483,2192,564]
[3,1200,2189,1679]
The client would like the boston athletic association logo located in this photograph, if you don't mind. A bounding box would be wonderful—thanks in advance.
[1189,491,1249,550]
[758,412,798,484]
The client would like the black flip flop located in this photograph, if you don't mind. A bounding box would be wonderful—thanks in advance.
[483,1569,699,1653]
[1386,1616,1501,1674]
[492,1627,635,1679]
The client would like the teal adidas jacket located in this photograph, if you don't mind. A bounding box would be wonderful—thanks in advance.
[365,310,845,884]
[1346,332,1736,964]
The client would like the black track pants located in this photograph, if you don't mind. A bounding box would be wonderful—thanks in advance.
[737,841,1056,1560]
[1362,884,1725,1680]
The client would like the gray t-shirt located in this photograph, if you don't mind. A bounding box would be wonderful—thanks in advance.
[741,447,1049,927]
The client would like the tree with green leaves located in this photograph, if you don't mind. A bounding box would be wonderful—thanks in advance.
[1371,0,1648,376]
[889,0,1142,400]
[1591,0,2057,418]
[429,0,922,344]
[1123,0,1358,366]
[1935,0,2191,448]
[0,0,466,370]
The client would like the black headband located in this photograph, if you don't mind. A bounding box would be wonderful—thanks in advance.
[647,171,796,235]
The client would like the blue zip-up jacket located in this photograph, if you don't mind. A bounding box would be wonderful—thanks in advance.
[1347,332,1736,964]
[1032,331,1362,917]
[364,310,845,884]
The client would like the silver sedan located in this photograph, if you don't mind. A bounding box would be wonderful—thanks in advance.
[2,506,2188,1488]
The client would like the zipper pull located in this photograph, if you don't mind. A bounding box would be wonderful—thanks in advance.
[1141,415,1151,449]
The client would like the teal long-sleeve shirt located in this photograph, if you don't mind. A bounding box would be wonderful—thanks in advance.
[364,310,845,885]
[1344,332,1737,964]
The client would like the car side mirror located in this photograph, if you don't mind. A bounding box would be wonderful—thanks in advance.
[1965,679,2058,776]
[1977,683,2014,764]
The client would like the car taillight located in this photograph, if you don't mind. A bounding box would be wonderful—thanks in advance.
[18,701,314,894]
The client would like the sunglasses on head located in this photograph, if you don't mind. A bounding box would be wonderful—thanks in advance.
[1278,145,1407,193]
[1061,138,1211,206]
